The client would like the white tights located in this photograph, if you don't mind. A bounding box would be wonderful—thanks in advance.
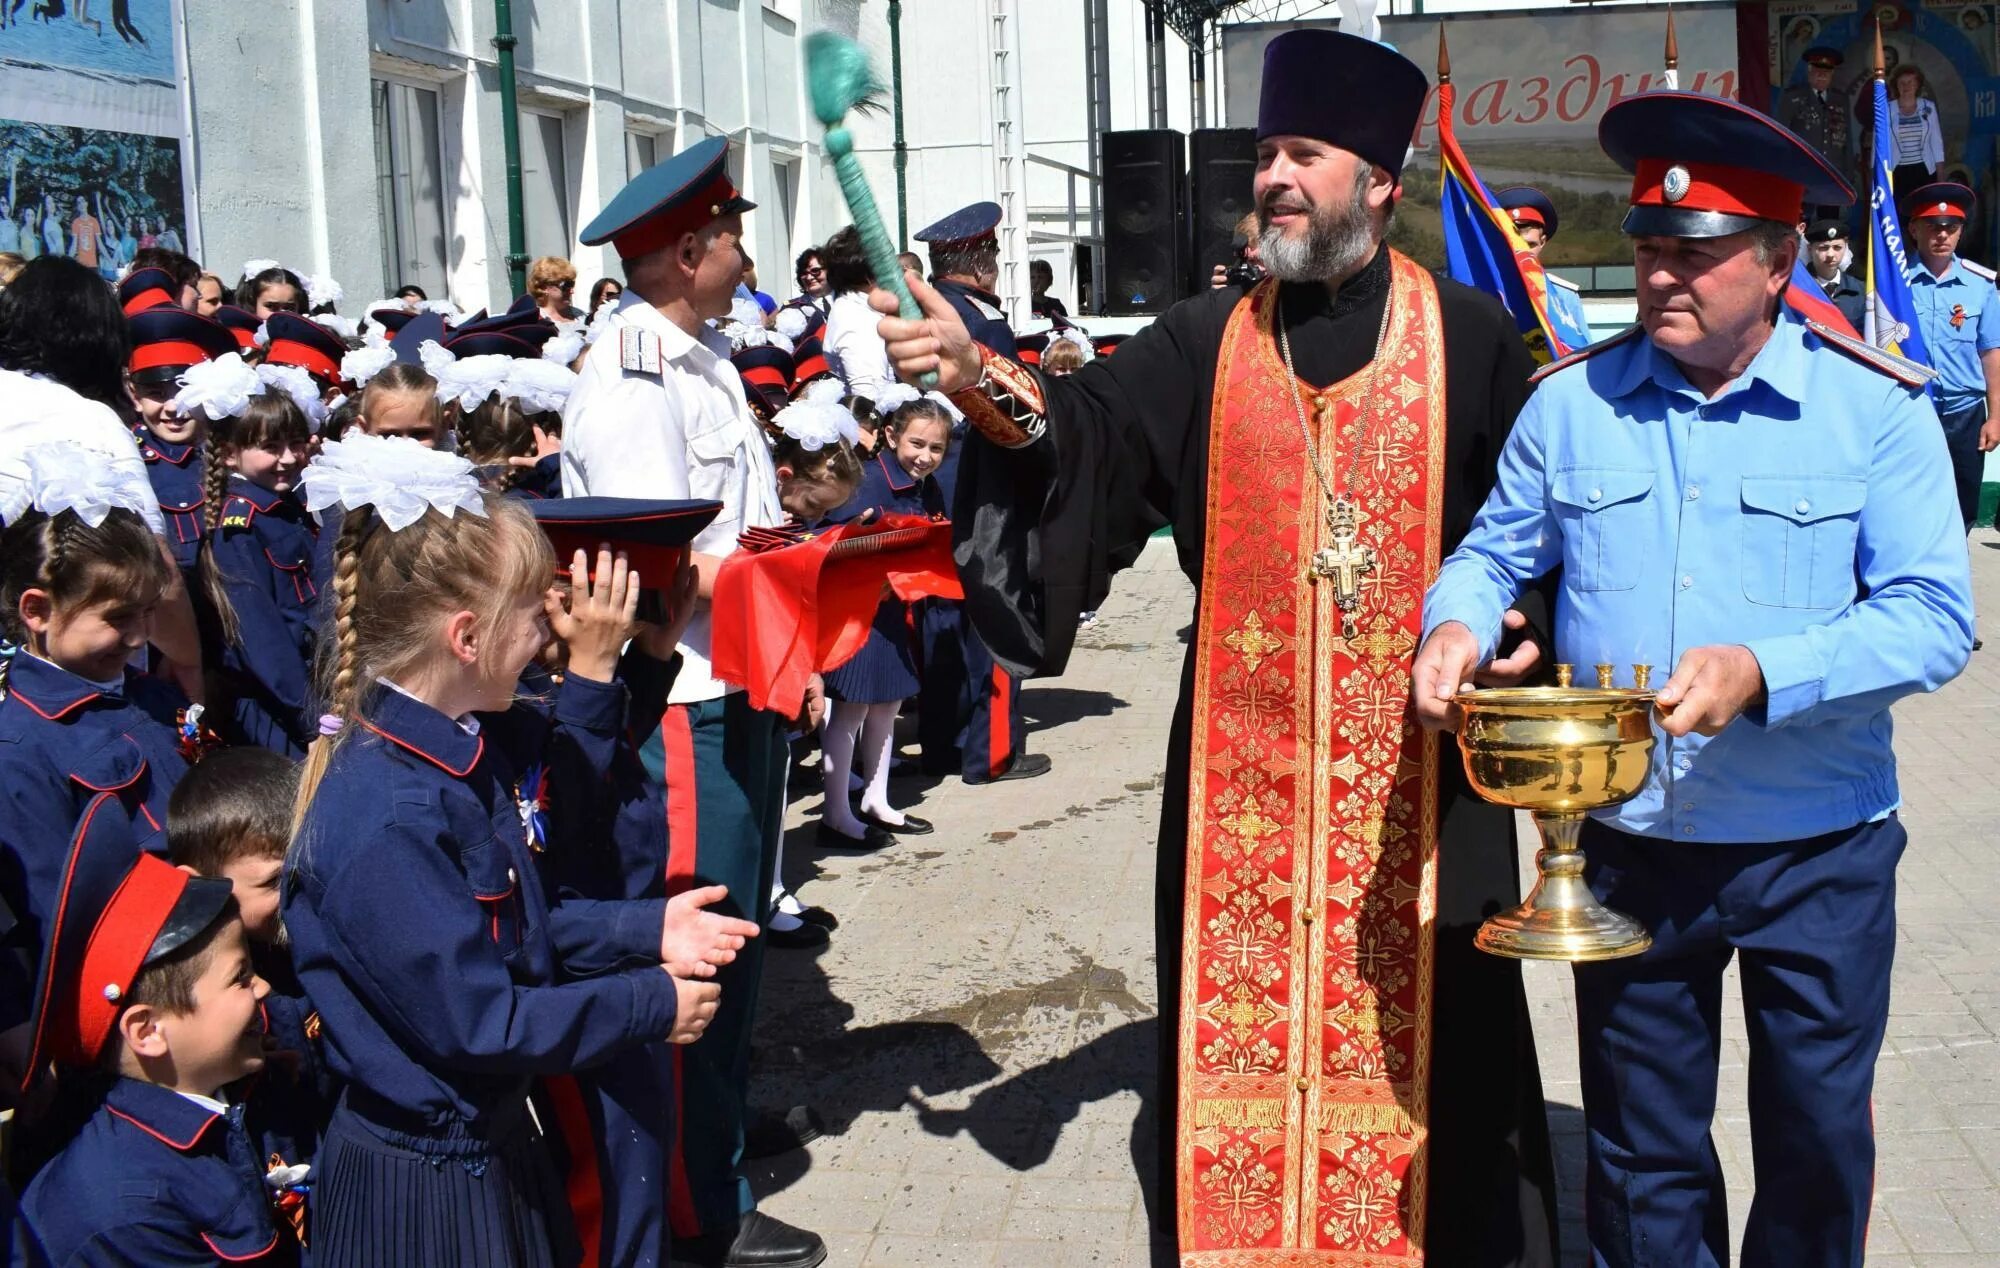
[820,699,904,835]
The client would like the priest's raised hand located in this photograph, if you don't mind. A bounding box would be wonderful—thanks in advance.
[869,270,981,392]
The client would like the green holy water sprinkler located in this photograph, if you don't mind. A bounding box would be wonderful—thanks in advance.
[805,31,938,390]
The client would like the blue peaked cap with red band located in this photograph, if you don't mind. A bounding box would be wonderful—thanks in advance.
[1495,186,1561,239]
[580,136,755,260]
[1600,91,1852,239]
[914,201,1002,248]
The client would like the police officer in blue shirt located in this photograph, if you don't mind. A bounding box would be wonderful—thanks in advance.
[1902,182,2000,530]
[1416,92,1974,1268]
[1496,185,1592,340]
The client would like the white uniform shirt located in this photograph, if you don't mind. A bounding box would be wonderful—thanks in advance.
[823,290,894,400]
[559,292,781,704]
[0,368,163,534]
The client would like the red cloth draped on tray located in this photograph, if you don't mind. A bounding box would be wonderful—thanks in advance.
[710,514,963,717]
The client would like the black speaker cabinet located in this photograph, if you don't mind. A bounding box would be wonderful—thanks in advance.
[1190,127,1257,293]
[1101,128,1187,314]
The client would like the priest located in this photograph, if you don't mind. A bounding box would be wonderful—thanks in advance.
[872,29,1559,1267]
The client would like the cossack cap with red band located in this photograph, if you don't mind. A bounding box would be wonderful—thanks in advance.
[126,307,239,383]
[261,312,349,383]
[118,267,181,317]
[1599,91,1853,239]
[212,305,261,352]
[441,307,557,359]
[579,136,756,262]
[23,792,236,1081]
[1014,332,1050,367]
[1903,181,1975,224]
[731,344,795,419]
[1495,186,1561,239]
[527,496,721,594]
[789,333,834,396]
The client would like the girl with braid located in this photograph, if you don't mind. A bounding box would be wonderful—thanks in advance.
[282,435,757,1267]
[175,353,321,755]
[0,443,189,1071]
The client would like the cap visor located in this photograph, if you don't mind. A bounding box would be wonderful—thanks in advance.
[722,195,757,216]
[1620,206,1774,240]
[144,876,236,967]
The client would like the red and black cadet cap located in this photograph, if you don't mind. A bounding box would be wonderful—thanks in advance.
[24,792,235,1080]
[1093,333,1129,358]
[441,308,557,360]
[789,333,833,396]
[212,305,261,352]
[527,497,722,591]
[391,311,451,366]
[1903,181,1975,224]
[913,201,1002,252]
[731,343,795,418]
[369,305,418,337]
[1014,332,1050,367]
[118,267,181,316]
[262,312,348,383]
[579,136,756,263]
[1495,186,1561,239]
[1599,91,1853,239]
[127,307,240,382]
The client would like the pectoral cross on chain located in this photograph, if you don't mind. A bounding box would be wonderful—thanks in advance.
[1310,495,1375,640]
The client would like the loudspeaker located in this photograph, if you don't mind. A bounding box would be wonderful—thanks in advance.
[1190,128,1257,291]
[1101,129,1186,314]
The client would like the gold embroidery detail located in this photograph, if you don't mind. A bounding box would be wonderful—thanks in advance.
[1222,611,1285,673]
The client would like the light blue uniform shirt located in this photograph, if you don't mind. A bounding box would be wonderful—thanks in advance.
[1906,255,2000,415]
[1424,314,1974,844]
[1546,278,1592,347]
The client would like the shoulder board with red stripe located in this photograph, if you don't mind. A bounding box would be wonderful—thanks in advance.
[1804,320,1937,389]
[1529,323,1645,385]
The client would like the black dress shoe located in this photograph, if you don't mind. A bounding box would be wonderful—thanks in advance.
[673,1211,827,1268]
[987,752,1052,783]
[815,822,894,851]
[856,808,933,835]
[744,1104,826,1160]
[794,904,838,930]
[764,919,829,950]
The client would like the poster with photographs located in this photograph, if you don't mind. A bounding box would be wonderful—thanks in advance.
[0,0,195,269]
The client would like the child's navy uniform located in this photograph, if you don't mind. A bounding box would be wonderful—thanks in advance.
[22,1078,302,1266]
[209,478,320,756]
[0,653,188,1029]
[134,431,205,574]
[823,452,935,705]
[284,677,677,1268]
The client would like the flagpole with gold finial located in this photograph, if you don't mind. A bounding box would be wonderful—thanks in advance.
[1663,8,1679,90]
[1437,21,1452,167]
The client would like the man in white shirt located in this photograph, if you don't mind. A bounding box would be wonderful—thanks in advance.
[559,136,827,1268]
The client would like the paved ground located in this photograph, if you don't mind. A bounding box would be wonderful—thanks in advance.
[750,530,2000,1267]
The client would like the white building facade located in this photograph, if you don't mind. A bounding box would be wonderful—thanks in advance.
[181,0,1197,318]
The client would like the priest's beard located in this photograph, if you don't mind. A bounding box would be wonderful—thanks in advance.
[1257,166,1380,284]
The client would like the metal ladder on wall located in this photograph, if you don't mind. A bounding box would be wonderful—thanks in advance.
[988,0,1029,328]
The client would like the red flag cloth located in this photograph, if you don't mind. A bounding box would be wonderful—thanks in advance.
[709,514,963,717]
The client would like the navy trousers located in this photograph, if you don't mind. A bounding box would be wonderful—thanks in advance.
[638,691,786,1237]
[916,600,1024,782]
[1938,402,1986,532]
[1573,816,1905,1268]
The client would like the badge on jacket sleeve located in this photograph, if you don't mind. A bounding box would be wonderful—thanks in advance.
[621,327,663,375]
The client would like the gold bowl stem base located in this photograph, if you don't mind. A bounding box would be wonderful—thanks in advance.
[1474,811,1653,963]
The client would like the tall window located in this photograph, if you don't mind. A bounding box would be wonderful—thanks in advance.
[372,79,449,298]
[626,130,670,180]
[520,110,572,260]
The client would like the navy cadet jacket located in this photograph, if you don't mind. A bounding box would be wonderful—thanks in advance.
[22,1078,305,1266]
[934,279,1019,359]
[0,653,189,1029]
[209,478,320,756]
[283,674,677,1140]
[135,430,205,573]
[833,448,947,524]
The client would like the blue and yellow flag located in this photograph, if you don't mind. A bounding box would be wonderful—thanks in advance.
[1436,81,1591,363]
[1862,76,1930,368]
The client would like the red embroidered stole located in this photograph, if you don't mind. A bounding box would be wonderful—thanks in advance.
[1178,252,1447,1265]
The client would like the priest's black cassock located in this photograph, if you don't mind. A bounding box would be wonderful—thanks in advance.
[950,245,1561,1266]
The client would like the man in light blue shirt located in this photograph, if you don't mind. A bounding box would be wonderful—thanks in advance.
[1417,94,1973,1268]
[1902,181,2000,531]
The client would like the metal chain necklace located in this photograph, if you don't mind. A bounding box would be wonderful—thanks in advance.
[1276,280,1393,638]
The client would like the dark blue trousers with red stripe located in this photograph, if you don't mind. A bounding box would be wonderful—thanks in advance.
[1574,815,1905,1268]
[636,690,786,1238]
[543,1049,677,1267]
[916,600,1024,782]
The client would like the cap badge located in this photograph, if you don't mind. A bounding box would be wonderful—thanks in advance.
[1662,166,1692,204]
[102,983,122,1002]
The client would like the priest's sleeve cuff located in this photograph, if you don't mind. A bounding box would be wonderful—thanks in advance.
[950,344,1047,449]
[1741,633,1825,728]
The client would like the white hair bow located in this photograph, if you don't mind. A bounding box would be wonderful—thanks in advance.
[172,352,264,421]
[773,306,810,342]
[340,345,398,388]
[542,328,585,368]
[304,274,344,310]
[257,363,329,431]
[425,342,515,412]
[299,434,487,532]
[873,383,922,414]
[772,396,859,452]
[241,258,283,280]
[0,442,159,528]
[500,359,579,415]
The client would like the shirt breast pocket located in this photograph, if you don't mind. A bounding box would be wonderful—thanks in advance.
[1550,468,1654,592]
[1739,476,1866,610]
[459,837,528,970]
[684,416,742,502]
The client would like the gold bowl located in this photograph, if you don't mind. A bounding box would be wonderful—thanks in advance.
[1453,679,1658,962]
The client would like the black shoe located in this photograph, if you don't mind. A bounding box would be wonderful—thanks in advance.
[673,1211,827,1268]
[764,918,830,950]
[1976,637,1985,651]
[985,752,1052,783]
[856,808,933,835]
[744,1104,826,1160]
[815,821,894,851]
[773,891,839,930]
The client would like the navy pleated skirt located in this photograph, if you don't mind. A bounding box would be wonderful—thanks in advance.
[824,600,919,703]
[311,1090,578,1267]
